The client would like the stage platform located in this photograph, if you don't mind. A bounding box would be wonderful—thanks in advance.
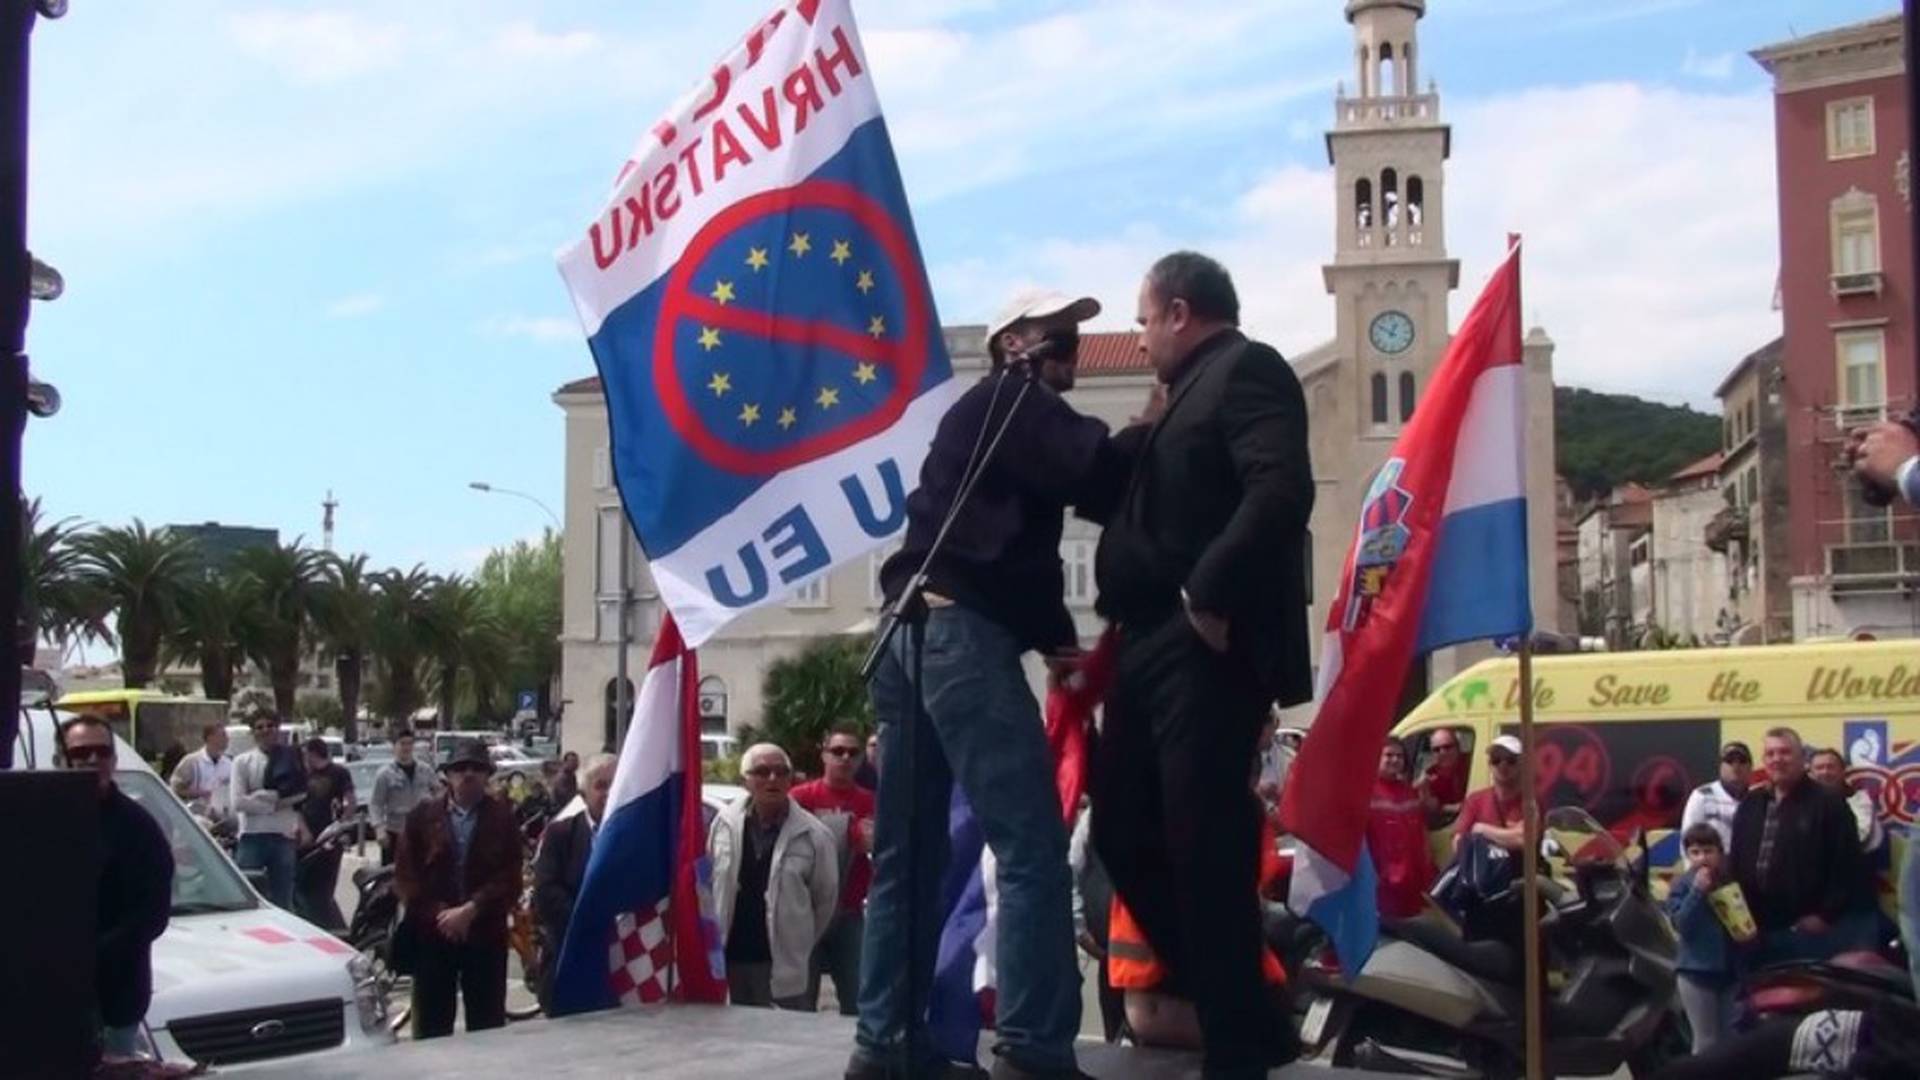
[272,1006,1398,1078]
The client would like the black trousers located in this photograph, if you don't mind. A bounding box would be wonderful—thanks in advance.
[1092,615,1291,1078]
[293,849,345,932]
[411,934,509,1039]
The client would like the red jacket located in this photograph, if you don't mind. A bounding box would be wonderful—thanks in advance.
[1368,777,1436,919]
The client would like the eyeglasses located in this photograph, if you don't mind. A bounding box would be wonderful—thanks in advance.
[64,744,112,765]
[1722,754,1751,766]
[745,766,791,780]
[824,747,859,758]
[1432,742,1459,753]
[1488,754,1518,767]
[447,764,489,777]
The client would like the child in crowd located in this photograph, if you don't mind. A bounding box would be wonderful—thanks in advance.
[1666,823,1739,1052]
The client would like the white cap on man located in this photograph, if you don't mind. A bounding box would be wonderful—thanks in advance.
[1490,734,1524,757]
[986,288,1101,362]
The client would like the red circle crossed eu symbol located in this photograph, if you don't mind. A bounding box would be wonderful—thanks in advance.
[652,180,931,476]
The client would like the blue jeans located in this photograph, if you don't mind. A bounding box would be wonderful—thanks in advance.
[237,833,297,909]
[855,604,1080,1071]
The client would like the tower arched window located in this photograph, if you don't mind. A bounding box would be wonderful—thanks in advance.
[1377,42,1396,101]
[1402,42,1417,92]
[1399,372,1417,422]
[1381,168,1400,245]
[1370,373,1389,426]
[1406,175,1425,244]
[1355,177,1374,240]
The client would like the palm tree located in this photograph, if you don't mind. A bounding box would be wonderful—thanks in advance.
[169,571,259,701]
[313,553,378,744]
[372,566,437,727]
[20,498,105,665]
[423,575,507,730]
[74,522,200,688]
[232,539,326,719]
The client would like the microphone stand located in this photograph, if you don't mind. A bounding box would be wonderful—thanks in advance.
[859,354,1043,1068]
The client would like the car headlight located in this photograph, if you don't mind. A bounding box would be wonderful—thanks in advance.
[348,952,389,1035]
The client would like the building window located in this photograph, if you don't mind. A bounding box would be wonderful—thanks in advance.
[1354,177,1373,244]
[788,574,828,608]
[1380,169,1400,245]
[592,446,611,490]
[1742,467,1757,507]
[1406,176,1425,245]
[1062,539,1095,607]
[594,505,637,641]
[1835,329,1886,423]
[1831,194,1880,275]
[1827,97,1874,160]
[1398,371,1417,422]
[1844,481,1892,544]
[1370,372,1390,426]
[1744,400,1755,438]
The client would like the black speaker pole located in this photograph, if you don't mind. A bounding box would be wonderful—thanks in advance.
[1,1,41,770]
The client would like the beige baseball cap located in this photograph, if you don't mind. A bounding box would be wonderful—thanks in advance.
[986,288,1101,346]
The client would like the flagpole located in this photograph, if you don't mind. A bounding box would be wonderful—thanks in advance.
[1506,228,1545,1080]
[1517,638,1544,1080]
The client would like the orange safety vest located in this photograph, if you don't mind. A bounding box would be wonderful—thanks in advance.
[1106,820,1288,991]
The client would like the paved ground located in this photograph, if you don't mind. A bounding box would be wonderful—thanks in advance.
[271,1004,1396,1079]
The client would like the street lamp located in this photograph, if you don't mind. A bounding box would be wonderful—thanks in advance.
[467,481,561,533]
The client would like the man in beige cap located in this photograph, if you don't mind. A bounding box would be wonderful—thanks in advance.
[851,288,1133,1079]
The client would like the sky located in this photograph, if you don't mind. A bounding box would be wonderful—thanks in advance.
[22,0,1896,576]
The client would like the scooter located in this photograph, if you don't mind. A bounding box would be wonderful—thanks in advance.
[1294,807,1686,1078]
[1744,949,1916,1021]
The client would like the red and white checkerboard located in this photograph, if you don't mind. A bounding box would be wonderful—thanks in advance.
[607,899,675,1005]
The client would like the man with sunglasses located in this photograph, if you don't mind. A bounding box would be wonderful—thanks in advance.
[711,744,838,1011]
[1418,730,1470,821]
[229,712,303,908]
[62,715,172,1062]
[793,726,876,1014]
[394,739,525,1039]
[1453,735,1529,856]
[1681,741,1753,850]
[856,288,1136,1079]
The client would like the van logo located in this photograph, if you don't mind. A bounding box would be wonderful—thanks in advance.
[249,1019,285,1041]
[1841,721,1920,826]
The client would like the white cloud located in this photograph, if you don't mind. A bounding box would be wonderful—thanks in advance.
[1681,47,1737,80]
[480,315,580,344]
[325,293,385,318]
[490,21,601,60]
[931,81,1778,411]
[225,10,409,84]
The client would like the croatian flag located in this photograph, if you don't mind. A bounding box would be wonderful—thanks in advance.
[1280,239,1533,969]
[549,616,728,1013]
[557,0,956,647]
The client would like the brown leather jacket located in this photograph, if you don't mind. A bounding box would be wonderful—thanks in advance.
[394,793,524,947]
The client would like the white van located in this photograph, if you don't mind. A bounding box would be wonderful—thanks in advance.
[13,705,393,1069]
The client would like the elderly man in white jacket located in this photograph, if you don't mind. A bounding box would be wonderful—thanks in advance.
[711,743,839,1009]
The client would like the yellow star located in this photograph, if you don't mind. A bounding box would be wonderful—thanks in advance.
[830,239,853,265]
[745,247,770,272]
[853,362,878,386]
[855,270,875,295]
[867,315,886,339]
[816,386,841,409]
[698,326,722,351]
[777,406,797,430]
[788,232,812,257]
[707,372,732,396]
[710,280,737,305]
[738,403,761,427]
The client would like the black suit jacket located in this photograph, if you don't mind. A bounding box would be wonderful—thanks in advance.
[1094,328,1315,704]
[533,811,594,945]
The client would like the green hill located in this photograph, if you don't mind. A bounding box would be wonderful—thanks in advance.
[1556,386,1721,500]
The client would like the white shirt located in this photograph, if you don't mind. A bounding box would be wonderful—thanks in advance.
[230,748,301,838]
[170,748,233,816]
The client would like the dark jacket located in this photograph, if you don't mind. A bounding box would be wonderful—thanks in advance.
[1094,329,1316,704]
[98,785,173,1027]
[1729,779,1865,933]
[881,370,1130,652]
[533,812,594,950]
[394,793,524,949]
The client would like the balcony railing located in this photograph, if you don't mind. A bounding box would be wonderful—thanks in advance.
[1336,93,1440,126]
[1832,270,1884,298]
[1825,541,1920,589]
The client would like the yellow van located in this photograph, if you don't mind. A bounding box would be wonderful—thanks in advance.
[1390,640,1920,878]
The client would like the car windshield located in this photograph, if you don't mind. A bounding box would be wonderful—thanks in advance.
[1543,805,1627,872]
[116,770,257,915]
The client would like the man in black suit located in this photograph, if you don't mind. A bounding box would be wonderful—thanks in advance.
[1090,251,1314,1079]
[532,753,616,1013]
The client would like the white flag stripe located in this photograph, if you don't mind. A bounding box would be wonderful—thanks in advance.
[1439,364,1528,516]
[606,652,683,812]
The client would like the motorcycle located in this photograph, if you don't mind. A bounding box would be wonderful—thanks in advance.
[1294,807,1686,1078]
[1744,949,1915,1021]
[346,860,411,1036]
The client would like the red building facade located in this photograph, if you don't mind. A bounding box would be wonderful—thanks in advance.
[1754,14,1920,638]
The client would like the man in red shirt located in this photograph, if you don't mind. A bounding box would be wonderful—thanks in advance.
[1419,729,1471,824]
[791,725,875,1015]
[1369,739,1436,919]
[1453,734,1527,857]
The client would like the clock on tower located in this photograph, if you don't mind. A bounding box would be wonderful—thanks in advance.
[1369,310,1415,355]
